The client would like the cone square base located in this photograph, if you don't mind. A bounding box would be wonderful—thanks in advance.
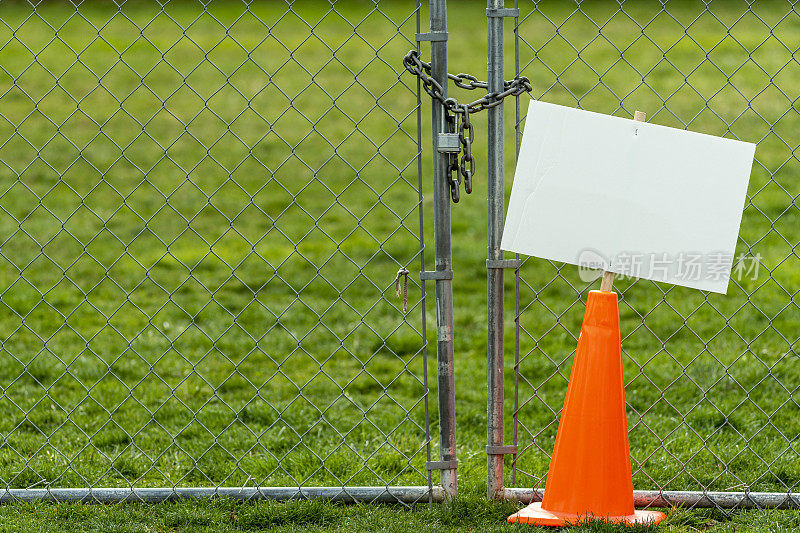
[507,502,667,527]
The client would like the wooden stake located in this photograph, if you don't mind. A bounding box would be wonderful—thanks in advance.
[599,109,646,293]
[600,270,616,292]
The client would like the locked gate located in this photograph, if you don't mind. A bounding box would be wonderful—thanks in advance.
[0,0,452,504]
[485,0,800,512]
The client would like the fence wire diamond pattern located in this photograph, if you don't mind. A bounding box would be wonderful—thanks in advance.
[510,1,800,508]
[0,1,433,502]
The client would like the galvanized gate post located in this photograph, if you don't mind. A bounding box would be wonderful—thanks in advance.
[486,0,518,500]
[426,0,458,499]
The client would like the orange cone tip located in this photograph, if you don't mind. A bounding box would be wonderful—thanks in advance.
[508,290,666,527]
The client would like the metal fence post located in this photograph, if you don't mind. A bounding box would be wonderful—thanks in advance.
[486,0,509,500]
[428,0,458,499]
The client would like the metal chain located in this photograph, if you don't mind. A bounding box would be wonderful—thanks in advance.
[403,49,533,115]
[403,49,532,203]
[459,106,474,194]
[444,112,461,203]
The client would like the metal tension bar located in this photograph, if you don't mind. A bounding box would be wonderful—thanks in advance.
[486,445,518,455]
[486,258,521,269]
[415,32,448,42]
[427,460,458,471]
[420,270,454,281]
[486,8,519,17]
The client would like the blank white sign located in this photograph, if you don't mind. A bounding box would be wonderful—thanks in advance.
[501,100,755,294]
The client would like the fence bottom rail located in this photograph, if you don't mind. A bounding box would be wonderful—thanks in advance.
[5,485,800,510]
[0,486,443,504]
[502,488,800,510]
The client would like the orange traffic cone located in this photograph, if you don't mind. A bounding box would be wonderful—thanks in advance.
[508,290,665,527]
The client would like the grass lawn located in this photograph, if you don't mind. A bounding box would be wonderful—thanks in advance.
[1,492,800,533]
[0,0,798,531]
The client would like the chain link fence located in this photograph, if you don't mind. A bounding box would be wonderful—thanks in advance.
[504,0,800,509]
[3,0,797,511]
[0,0,441,503]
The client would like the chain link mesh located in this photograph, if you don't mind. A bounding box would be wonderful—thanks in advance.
[510,1,800,509]
[0,1,433,503]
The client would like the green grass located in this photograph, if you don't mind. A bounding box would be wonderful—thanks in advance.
[0,0,798,530]
[0,493,798,533]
